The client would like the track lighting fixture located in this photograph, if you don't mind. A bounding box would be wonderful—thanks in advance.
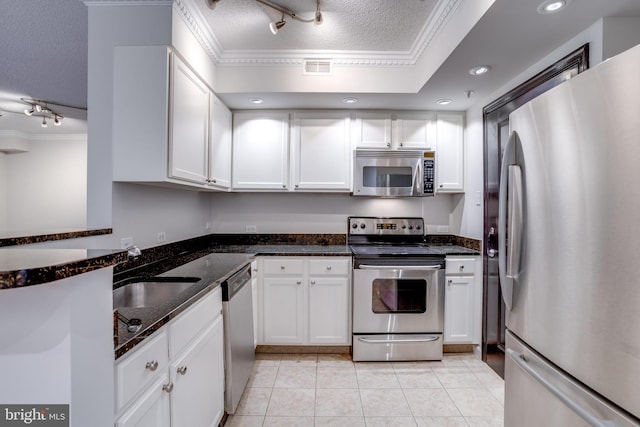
[20,98,65,128]
[269,15,286,35]
[255,0,323,35]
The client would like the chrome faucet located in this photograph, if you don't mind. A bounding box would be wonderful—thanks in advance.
[126,245,141,258]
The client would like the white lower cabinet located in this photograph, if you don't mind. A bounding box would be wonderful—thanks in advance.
[115,374,171,427]
[444,257,481,344]
[258,257,351,346]
[170,318,224,427]
[114,288,224,427]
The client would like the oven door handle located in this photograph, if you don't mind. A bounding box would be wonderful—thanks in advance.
[357,264,442,271]
[357,335,440,344]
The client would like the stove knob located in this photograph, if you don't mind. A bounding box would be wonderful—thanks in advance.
[352,223,358,229]
[408,225,413,230]
[401,225,407,229]
[416,224,422,230]
[360,223,366,229]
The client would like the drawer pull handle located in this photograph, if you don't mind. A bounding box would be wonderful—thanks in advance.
[281,266,285,270]
[459,265,465,271]
[177,366,188,376]
[326,266,332,271]
[145,360,159,372]
[448,280,453,285]
[162,382,174,393]
[296,280,302,285]
[310,280,316,285]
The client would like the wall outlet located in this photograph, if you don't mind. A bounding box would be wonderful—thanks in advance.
[120,237,133,249]
[245,225,257,233]
[156,232,166,243]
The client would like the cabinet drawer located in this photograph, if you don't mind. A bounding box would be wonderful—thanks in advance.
[309,258,350,276]
[263,258,304,276]
[115,330,169,412]
[446,258,475,275]
[169,287,221,359]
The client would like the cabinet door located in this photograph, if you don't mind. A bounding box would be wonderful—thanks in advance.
[232,112,290,190]
[308,277,350,344]
[396,113,436,150]
[168,54,210,184]
[262,277,304,344]
[208,94,232,189]
[115,375,171,427]
[436,113,464,193]
[444,275,475,343]
[353,113,393,149]
[292,113,351,191]
[170,317,224,427]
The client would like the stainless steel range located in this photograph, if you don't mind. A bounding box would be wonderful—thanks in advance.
[349,217,445,361]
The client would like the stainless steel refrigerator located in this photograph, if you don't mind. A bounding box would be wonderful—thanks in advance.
[500,43,640,426]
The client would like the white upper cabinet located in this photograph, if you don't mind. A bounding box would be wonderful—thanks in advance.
[395,113,437,150]
[353,112,436,150]
[168,55,210,184]
[291,112,351,191]
[352,112,393,149]
[208,95,232,189]
[436,113,465,193]
[112,45,229,191]
[232,112,290,190]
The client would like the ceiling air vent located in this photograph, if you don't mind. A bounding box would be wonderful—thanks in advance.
[303,59,332,75]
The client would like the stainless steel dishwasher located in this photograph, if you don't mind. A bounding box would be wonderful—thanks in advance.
[221,264,255,414]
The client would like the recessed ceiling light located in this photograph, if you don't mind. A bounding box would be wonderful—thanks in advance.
[249,97,264,104]
[436,99,452,105]
[469,65,492,76]
[342,97,358,104]
[537,0,570,14]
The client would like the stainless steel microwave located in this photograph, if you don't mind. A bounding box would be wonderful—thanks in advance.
[352,149,435,197]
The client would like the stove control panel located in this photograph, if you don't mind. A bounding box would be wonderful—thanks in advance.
[348,217,424,236]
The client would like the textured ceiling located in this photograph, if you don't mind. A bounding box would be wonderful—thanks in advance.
[196,0,438,52]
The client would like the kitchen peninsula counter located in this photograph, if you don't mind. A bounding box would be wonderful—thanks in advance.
[0,248,127,289]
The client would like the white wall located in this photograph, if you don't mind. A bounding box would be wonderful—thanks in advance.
[209,192,455,234]
[2,135,86,232]
[603,17,640,60]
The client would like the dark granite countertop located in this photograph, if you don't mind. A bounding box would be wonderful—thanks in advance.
[114,252,256,358]
[0,228,113,247]
[0,248,127,289]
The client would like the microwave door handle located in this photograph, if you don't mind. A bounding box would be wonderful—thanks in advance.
[414,159,423,194]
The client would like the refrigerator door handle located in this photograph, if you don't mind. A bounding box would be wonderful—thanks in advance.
[499,131,522,310]
[506,348,620,427]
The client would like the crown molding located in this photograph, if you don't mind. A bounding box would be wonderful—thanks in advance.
[176,0,462,68]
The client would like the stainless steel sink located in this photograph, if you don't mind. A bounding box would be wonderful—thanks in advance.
[113,277,200,308]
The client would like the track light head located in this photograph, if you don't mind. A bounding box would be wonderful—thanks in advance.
[25,106,35,116]
[54,115,62,126]
[41,117,48,128]
[269,19,286,35]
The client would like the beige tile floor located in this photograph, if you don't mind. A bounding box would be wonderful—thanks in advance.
[225,353,504,427]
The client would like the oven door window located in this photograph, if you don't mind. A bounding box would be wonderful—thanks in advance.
[363,166,413,188]
[372,278,426,313]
